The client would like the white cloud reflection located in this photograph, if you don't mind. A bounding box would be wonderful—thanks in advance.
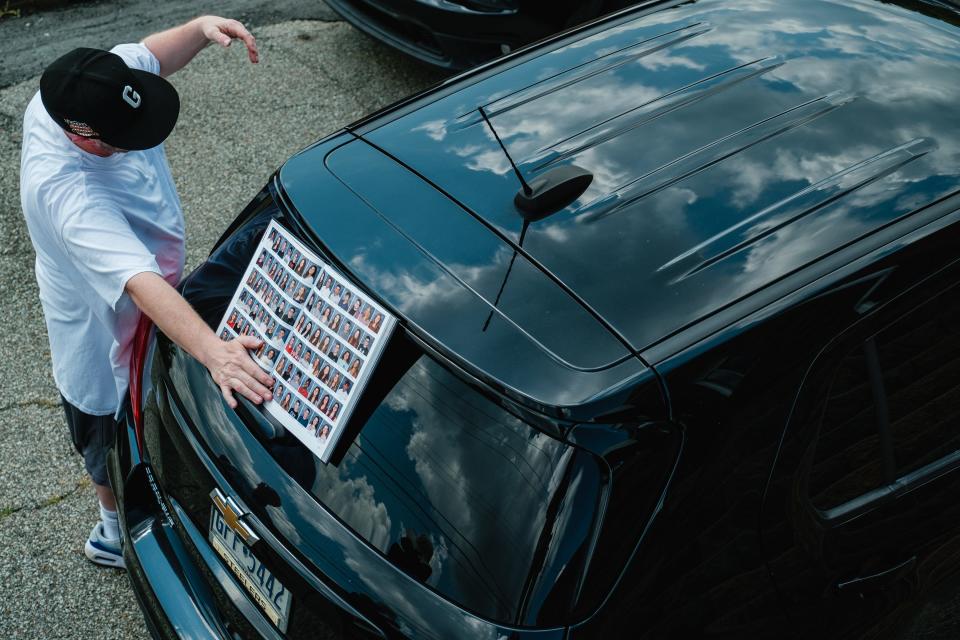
[376,356,570,617]
[397,0,960,348]
[311,462,393,550]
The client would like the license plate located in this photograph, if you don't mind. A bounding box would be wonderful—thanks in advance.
[209,507,292,631]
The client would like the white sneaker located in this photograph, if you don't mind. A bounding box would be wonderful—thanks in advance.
[84,521,125,569]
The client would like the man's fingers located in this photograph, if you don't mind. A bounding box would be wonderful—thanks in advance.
[222,20,258,62]
[243,359,275,389]
[227,377,262,405]
[228,337,274,389]
[219,371,270,409]
[204,23,232,47]
[242,33,259,63]
[210,334,278,409]
[236,335,263,350]
[232,368,272,401]
[233,24,259,63]
[219,384,238,409]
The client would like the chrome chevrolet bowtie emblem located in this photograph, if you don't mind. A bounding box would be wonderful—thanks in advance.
[210,488,260,546]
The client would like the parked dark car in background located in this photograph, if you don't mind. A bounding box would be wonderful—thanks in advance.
[325,0,641,70]
[110,0,960,638]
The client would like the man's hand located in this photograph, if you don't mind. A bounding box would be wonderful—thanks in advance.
[144,15,259,77]
[202,334,274,409]
[197,16,259,63]
[126,272,273,409]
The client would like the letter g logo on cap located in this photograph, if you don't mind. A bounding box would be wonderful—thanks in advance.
[122,85,141,109]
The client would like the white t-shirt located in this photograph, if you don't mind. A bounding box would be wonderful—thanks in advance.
[20,43,185,416]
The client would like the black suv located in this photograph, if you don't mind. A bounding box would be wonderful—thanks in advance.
[110,0,960,638]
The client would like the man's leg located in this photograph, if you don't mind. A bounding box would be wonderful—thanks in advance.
[60,396,125,569]
[94,484,116,511]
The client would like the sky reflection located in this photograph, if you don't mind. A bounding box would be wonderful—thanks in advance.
[368,0,960,351]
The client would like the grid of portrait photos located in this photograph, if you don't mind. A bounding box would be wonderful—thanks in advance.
[216,220,395,463]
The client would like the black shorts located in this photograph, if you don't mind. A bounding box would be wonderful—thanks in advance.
[61,395,118,486]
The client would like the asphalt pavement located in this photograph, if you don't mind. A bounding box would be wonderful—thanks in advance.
[0,2,441,637]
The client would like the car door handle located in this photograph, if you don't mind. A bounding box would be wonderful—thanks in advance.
[836,555,917,595]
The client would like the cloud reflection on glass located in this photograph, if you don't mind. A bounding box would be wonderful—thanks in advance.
[369,0,960,352]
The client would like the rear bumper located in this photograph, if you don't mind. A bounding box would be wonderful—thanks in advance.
[325,0,544,69]
[107,409,286,640]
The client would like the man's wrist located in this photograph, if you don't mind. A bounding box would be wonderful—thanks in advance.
[195,331,222,369]
[190,16,210,39]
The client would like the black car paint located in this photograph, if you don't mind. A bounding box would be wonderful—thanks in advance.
[360,0,960,357]
[575,209,960,639]
[110,0,960,638]
[138,161,672,632]
[280,137,662,421]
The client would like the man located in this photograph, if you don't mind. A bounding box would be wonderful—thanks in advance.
[20,16,275,569]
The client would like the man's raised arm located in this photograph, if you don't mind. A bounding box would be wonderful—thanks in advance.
[143,15,259,77]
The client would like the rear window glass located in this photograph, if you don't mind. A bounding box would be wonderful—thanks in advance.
[307,347,604,625]
[183,203,604,624]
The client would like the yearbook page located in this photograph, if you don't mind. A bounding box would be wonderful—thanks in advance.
[216,220,395,462]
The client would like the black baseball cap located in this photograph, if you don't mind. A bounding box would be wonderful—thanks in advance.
[40,47,179,151]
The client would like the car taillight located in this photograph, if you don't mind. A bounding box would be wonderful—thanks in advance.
[129,312,154,453]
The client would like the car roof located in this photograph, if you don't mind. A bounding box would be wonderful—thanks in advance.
[358,0,960,354]
[280,137,656,420]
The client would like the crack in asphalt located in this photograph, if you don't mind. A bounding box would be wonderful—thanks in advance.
[278,24,423,116]
[0,397,62,414]
[0,478,88,524]
[0,247,33,258]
